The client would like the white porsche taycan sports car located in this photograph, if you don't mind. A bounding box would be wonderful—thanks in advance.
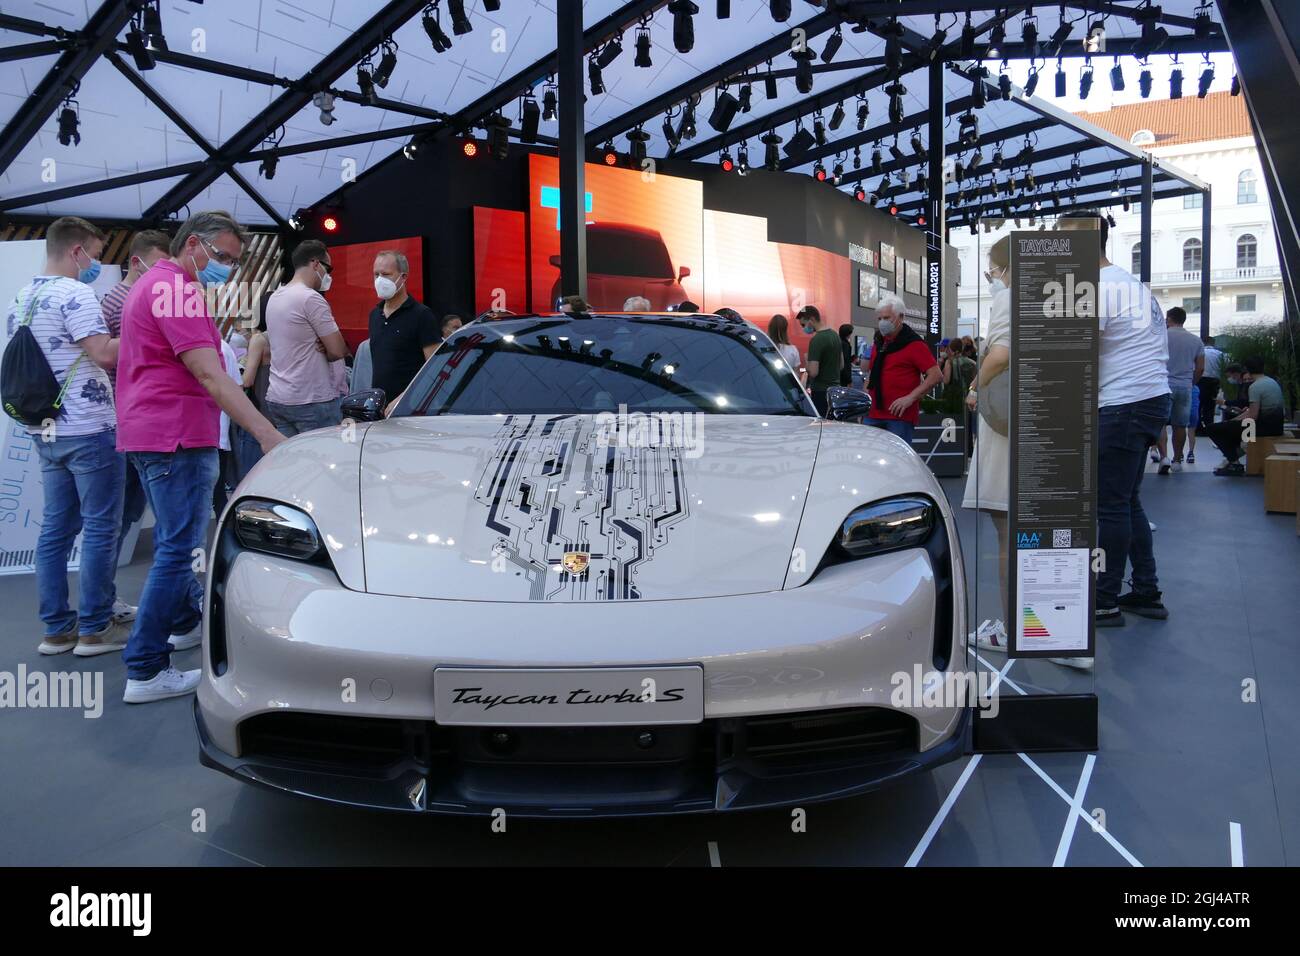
[196,310,969,816]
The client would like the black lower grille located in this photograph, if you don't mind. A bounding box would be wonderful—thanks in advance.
[240,712,410,770]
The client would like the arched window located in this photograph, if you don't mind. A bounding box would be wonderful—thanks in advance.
[1183,237,1202,272]
[1131,241,1143,275]
[1237,170,1257,204]
[1236,234,1257,269]
[1131,129,1156,146]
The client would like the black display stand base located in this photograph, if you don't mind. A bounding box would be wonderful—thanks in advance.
[971,693,1098,753]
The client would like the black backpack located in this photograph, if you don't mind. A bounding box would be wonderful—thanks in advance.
[2,292,84,427]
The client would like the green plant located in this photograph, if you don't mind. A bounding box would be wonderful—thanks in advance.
[1217,319,1300,416]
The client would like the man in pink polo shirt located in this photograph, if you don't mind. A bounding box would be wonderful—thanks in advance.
[115,210,284,705]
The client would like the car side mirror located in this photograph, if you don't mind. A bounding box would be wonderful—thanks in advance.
[341,388,387,422]
[678,265,691,280]
[827,385,872,423]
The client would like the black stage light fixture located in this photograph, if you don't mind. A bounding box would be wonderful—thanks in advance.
[596,36,623,69]
[1106,213,1116,228]
[970,146,983,169]
[679,97,698,140]
[870,146,882,175]
[1170,65,1183,99]
[600,140,618,166]
[769,0,791,24]
[762,130,783,170]
[1049,19,1073,58]
[589,56,605,95]
[448,0,473,35]
[813,162,827,182]
[822,27,843,64]
[718,0,730,18]
[910,131,927,162]
[401,137,420,161]
[889,139,907,165]
[423,3,452,53]
[784,124,816,160]
[357,63,378,104]
[991,148,1003,170]
[1134,7,1169,59]
[1080,62,1094,99]
[998,73,1012,101]
[829,101,845,131]
[141,2,166,51]
[854,185,866,201]
[487,114,510,160]
[628,126,650,163]
[542,82,557,121]
[1070,154,1081,181]
[1018,136,1035,167]
[856,97,869,130]
[987,22,1006,60]
[634,26,652,68]
[916,170,928,194]
[668,0,698,55]
[482,0,500,9]
[708,88,740,133]
[1022,15,1039,60]
[1110,58,1125,91]
[971,67,987,108]
[1121,193,1131,212]
[1026,171,1036,191]
[738,84,752,113]
[813,114,827,147]
[953,158,965,183]
[736,141,749,175]
[373,42,398,88]
[1198,59,1214,98]
[926,17,948,60]
[1055,61,1067,97]
[764,71,778,99]
[1024,67,1039,97]
[1194,1,1214,40]
[881,17,904,78]
[57,96,80,146]
[126,25,156,71]
[792,48,814,94]
[1231,73,1240,96]
[519,95,540,143]
[719,149,734,172]
[259,131,281,177]
[1139,67,1153,98]
[960,13,976,57]
[958,111,978,147]
[833,161,844,184]
[887,81,905,126]
[662,113,680,149]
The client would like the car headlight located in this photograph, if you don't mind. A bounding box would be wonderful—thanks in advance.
[836,496,936,558]
[232,499,324,561]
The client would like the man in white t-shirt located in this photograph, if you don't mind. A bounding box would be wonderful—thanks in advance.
[1058,212,1172,628]
[1198,335,1224,430]
[5,217,128,656]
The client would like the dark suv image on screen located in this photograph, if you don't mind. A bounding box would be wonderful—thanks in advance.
[549,223,691,310]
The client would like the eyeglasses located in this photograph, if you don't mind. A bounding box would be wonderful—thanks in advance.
[317,260,334,274]
[201,237,242,267]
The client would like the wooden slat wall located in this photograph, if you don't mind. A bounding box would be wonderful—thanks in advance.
[1,224,284,333]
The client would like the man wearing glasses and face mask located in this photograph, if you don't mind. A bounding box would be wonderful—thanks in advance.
[367,250,440,403]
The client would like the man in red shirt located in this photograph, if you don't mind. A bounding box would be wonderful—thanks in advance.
[864,294,942,445]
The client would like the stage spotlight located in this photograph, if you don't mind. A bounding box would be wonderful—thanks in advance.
[289,210,307,231]
[589,57,605,95]
[821,27,843,64]
[1198,60,1214,98]
[1170,65,1183,99]
[1194,1,1214,40]
[856,98,869,130]
[141,1,166,51]
[313,91,336,126]
[125,25,156,71]
[56,98,80,147]
[1024,67,1039,97]
[1110,58,1125,91]
[1139,67,1153,98]
[1021,15,1039,60]
[1231,73,1240,96]
[373,42,398,87]
[953,158,964,182]
[888,202,899,217]
[520,96,540,143]
[916,213,927,227]
[762,131,783,171]
[970,146,982,169]
[917,170,928,194]
[736,142,750,175]
[668,0,697,54]
[1134,8,1169,59]
[991,148,1003,170]
[854,185,866,201]
[764,71,778,99]
[542,83,557,121]
[596,36,623,69]
[634,26,652,68]
[259,153,278,178]
[357,63,378,104]
[987,22,1006,60]
[784,124,816,160]
[813,162,827,182]
[483,0,500,9]
[322,215,340,233]
[910,132,927,162]
[1106,213,1116,228]
[1049,20,1072,57]
[401,138,419,161]
[1070,154,1081,181]
[881,18,904,77]
[971,67,987,108]
[628,126,650,163]
[832,161,844,184]
[719,150,735,172]
[889,140,907,165]
[769,0,791,24]
[1121,194,1131,212]
[998,73,1012,100]
[662,114,680,150]
[678,98,697,140]
[601,141,617,165]
[708,89,740,133]
[423,4,453,53]
[1054,62,1066,97]
[718,0,730,18]
[829,101,845,131]
[448,0,473,35]
[738,84,752,113]
[958,111,978,147]
[960,13,976,57]
[1080,63,1094,99]
[792,49,814,94]
[870,146,882,175]
[487,115,510,160]
[813,114,827,147]
[887,82,906,126]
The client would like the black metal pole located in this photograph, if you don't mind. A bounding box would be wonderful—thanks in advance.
[926,58,946,348]
[1140,159,1153,285]
[1201,187,1212,339]
[557,0,588,303]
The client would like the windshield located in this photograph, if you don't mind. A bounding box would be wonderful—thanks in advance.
[588,227,675,278]
[395,315,813,417]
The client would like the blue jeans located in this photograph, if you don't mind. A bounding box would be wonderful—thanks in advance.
[123,448,218,680]
[264,398,342,437]
[34,430,124,635]
[868,418,916,444]
[1097,394,1172,607]
[114,455,148,566]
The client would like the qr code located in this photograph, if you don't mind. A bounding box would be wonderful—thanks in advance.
[1052,529,1072,548]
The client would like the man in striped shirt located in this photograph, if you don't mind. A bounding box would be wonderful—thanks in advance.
[100,230,172,570]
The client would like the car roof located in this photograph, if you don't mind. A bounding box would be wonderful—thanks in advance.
[474,311,750,330]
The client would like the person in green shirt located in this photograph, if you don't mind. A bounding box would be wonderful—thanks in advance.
[1204,356,1287,475]
[799,305,842,416]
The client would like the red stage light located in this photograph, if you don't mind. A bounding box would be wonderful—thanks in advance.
[603,151,617,165]
[889,203,899,216]
[720,157,734,172]
[854,187,866,201]
[917,214,927,226]
[322,216,339,232]
[462,139,479,158]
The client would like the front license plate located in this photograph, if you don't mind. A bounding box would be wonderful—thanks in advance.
[433,666,704,726]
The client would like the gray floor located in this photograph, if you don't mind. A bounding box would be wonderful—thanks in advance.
[1,459,1296,867]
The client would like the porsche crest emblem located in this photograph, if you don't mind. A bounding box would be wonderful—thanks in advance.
[561,551,590,575]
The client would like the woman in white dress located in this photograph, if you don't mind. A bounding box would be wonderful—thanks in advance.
[963,237,1012,651]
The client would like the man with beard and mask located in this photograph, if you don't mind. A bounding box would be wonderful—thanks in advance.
[116,210,284,704]
[864,294,942,444]
[264,240,349,436]
[798,305,842,416]
[368,249,439,401]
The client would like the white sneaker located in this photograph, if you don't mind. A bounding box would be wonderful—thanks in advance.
[123,666,201,704]
[1172,459,1183,473]
[112,599,137,624]
[169,622,202,651]
[1047,656,1094,671]
[1157,458,1172,475]
[967,618,1010,652]
[74,620,130,657]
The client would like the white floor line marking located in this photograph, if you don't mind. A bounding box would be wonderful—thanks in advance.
[1053,753,1096,867]
[977,654,1024,697]
[1019,753,1142,867]
[1230,822,1244,866]
[707,841,721,867]
[906,754,982,867]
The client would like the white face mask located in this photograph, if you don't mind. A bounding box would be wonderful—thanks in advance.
[316,264,332,293]
[878,319,897,337]
[374,275,400,300]
[986,269,1006,294]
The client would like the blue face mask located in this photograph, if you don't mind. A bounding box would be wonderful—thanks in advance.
[75,249,101,285]
[199,260,233,286]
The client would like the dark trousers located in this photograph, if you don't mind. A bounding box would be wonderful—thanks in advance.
[811,389,829,417]
[1197,377,1220,430]
[1097,394,1171,606]
[1203,418,1247,463]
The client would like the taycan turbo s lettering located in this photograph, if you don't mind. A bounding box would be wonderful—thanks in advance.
[196,310,969,816]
